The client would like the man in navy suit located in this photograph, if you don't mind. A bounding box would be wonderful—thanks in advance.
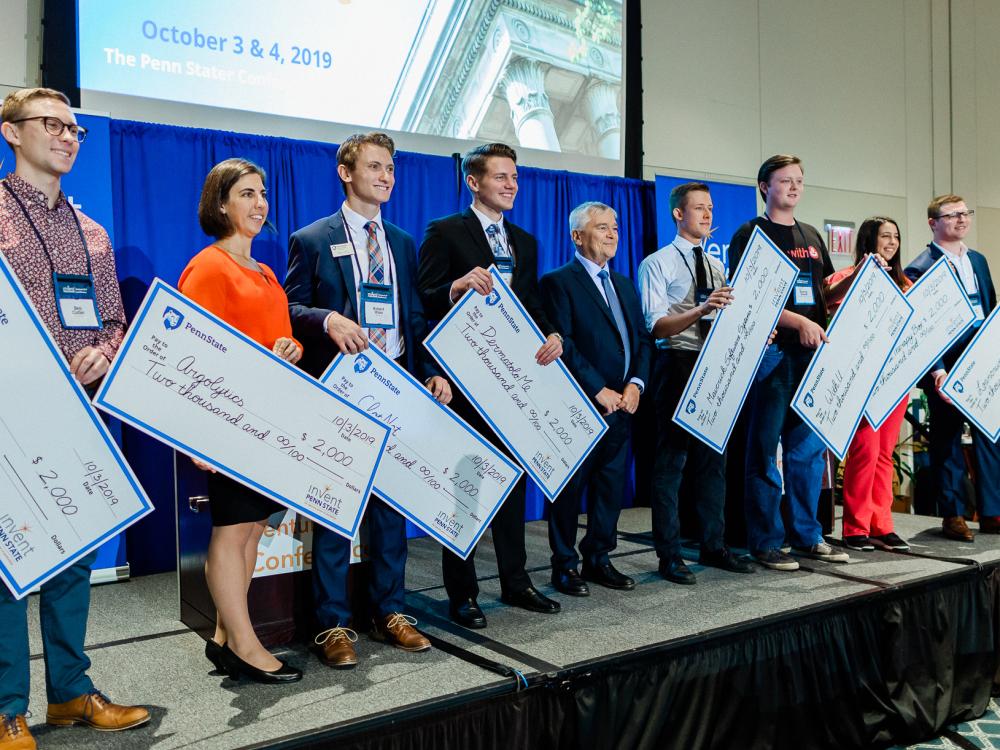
[539,202,653,595]
[904,193,999,541]
[284,132,452,668]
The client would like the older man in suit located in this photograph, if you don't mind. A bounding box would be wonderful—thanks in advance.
[417,142,563,628]
[285,132,452,668]
[904,193,1000,541]
[539,202,653,595]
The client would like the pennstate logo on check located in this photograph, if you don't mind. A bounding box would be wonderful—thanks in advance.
[804,393,815,408]
[485,290,501,306]
[953,380,965,394]
[353,354,372,373]
[685,399,697,414]
[162,307,184,330]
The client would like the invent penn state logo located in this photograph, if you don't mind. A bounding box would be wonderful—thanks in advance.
[804,393,815,408]
[485,290,501,306]
[162,307,184,330]
[354,354,372,373]
[685,399,697,414]
[953,381,965,394]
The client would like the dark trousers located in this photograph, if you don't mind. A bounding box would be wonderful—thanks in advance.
[549,410,631,571]
[0,550,97,716]
[650,350,725,559]
[313,497,407,628]
[442,393,531,603]
[925,385,1000,518]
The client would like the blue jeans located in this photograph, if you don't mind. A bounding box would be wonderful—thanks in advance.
[0,550,97,716]
[744,344,825,552]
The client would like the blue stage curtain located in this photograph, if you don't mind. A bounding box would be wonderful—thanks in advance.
[108,119,656,574]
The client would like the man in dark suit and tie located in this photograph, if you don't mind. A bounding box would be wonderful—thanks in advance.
[418,142,563,628]
[539,202,653,594]
[904,193,999,541]
[284,132,452,668]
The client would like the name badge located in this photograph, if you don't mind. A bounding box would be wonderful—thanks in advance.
[494,255,514,284]
[696,286,717,322]
[53,272,103,330]
[360,282,394,329]
[968,290,986,326]
[793,272,815,306]
[330,242,353,258]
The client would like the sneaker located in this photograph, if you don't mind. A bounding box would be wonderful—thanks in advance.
[752,549,800,571]
[843,535,875,551]
[872,532,910,551]
[793,542,850,563]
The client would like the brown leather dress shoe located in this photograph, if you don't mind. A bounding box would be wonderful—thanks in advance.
[46,691,149,731]
[314,626,358,668]
[942,515,974,542]
[0,715,35,750]
[371,613,431,652]
[979,516,1000,534]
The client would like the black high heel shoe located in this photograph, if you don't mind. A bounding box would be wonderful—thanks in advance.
[219,644,302,684]
[205,638,225,673]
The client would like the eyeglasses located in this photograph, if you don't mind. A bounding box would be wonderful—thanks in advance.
[936,209,974,221]
[9,116,88,143]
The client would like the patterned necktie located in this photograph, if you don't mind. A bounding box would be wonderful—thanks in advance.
[365,221,386,351]
[485,223,510,258]
[693,245,711,340]
[598,269,631,379]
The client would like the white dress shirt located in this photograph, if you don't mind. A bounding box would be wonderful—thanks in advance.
[470,203,511,255]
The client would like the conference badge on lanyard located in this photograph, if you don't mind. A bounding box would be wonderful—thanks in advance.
[493,255,514,284]
[793,271,815,306]
[53,272,103,330]
[967,289,986,326]
[359,282,395,329]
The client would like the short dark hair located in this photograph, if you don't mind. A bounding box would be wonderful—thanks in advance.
[336,132,395,191]
[198,158,267,240]
[757,154,803,200]
[927,193,965,219]
[462,142,517,182]
[669,182,710,215]
[855,217,907,289]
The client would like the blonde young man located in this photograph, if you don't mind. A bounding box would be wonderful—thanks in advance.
[0,88,149,749]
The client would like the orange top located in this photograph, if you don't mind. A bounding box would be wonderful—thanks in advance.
[178,245,300,352]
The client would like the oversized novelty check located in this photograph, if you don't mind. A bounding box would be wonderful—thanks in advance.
[942,304,1000,441]
[792,256,913,459]
[424,267,607,500]
[320,347,523,558]
[672,226,798,452]
[0,255,151,599]
[93,280,389,540]
[864,257,977,429]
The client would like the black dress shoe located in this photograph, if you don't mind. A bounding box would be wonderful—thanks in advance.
[500,585,561,614]
[449,598,487,629]
[219,644,302,684]
[582,562,635,590]
[205,638,225,673]
[659,556,696,585]
[700,547,756,574]
[552,568,590,596]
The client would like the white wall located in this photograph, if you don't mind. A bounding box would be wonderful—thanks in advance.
[0,0,41,95]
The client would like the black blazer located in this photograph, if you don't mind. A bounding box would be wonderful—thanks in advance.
[905,242,997,374]
[284,209,435,380]
[417,208,555,335]
[540,259,653,400]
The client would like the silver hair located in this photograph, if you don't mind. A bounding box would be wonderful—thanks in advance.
[568,201,617,234]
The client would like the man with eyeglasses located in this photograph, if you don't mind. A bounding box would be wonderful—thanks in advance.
[904,194,999,542]
[0,87,148,749]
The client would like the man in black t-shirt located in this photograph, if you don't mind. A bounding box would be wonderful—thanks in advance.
[728,154,849,571]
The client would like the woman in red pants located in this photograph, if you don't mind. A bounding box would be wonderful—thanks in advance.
[825,217,912,551]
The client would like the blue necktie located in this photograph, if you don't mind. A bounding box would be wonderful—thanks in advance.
[598,269,630,379]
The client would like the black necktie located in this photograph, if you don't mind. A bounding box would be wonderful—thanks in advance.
[693,245,711,340]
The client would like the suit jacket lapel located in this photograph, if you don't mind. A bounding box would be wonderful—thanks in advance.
[462,209,496,268]
[569,260,617,330]
[384,223,409,322]
[327,210,357,317]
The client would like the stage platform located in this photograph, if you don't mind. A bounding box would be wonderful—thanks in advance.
[22,508,1000,750]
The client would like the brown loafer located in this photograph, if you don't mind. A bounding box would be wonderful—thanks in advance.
[979,516,1000,534]
[46,691,149,731]
[371,613,431,652]
[0,714,35,750]
[942,515,974,542]
[314,626,358,669]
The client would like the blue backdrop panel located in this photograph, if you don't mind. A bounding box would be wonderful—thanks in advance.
[654,175,757,273]
[108,120,657,574]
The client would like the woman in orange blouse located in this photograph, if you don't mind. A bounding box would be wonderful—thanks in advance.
[825,217,912,553]
[179,158,302,684]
